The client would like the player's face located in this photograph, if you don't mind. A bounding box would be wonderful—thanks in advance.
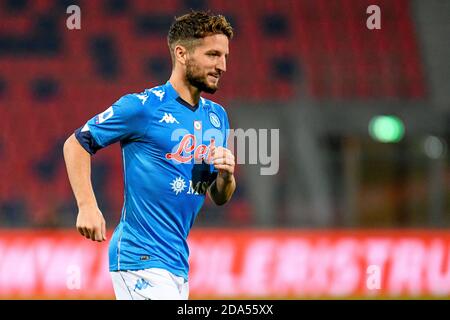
[185,34,229,94]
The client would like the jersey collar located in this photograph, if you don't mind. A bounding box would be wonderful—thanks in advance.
[165,81,204,112]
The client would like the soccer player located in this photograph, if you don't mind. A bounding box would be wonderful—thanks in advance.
[63,11,235,300]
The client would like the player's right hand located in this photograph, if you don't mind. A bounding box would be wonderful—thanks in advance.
[76,205,107,242]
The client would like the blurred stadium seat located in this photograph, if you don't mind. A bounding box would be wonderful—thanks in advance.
[0,0,426,227]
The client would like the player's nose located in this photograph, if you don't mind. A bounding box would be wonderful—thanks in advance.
[216,56,226,73]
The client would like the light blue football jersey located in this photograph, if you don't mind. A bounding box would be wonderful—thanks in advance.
[79,81,230,280]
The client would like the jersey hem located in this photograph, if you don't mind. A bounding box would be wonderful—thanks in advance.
[109,260,188,281]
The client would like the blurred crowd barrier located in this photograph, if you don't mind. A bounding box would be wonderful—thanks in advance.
[1,229,449,299]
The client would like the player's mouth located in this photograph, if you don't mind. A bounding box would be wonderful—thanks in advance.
[208,73,220,81]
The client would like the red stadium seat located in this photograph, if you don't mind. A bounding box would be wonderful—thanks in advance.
[0,0,426,226]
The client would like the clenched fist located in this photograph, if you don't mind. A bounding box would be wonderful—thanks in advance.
[211,146,235,179]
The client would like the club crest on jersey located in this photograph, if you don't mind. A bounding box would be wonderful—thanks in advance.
[209,112,221,128]
[166,134,215,164]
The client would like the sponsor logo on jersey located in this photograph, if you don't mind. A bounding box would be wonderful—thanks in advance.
[170,176,210,196]
[159,112,179,124]
[170,176,187,195]
[166,135,215,164]
[187,180,210,195]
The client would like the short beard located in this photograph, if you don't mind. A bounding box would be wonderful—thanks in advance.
[185,59,218,94]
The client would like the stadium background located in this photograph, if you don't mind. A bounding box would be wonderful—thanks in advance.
[1,0,450,299]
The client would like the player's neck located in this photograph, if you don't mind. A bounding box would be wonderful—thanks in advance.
[168,74,201,106]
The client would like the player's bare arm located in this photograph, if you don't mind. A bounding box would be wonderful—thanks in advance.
[63,134,106,242]
[208,146,236,205]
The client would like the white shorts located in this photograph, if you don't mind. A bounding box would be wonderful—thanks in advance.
[110,268,189,300]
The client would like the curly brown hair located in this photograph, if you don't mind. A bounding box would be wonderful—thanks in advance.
[167,11,233,64]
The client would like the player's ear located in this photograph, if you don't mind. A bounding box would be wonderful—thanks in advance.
[174,45,188,66]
